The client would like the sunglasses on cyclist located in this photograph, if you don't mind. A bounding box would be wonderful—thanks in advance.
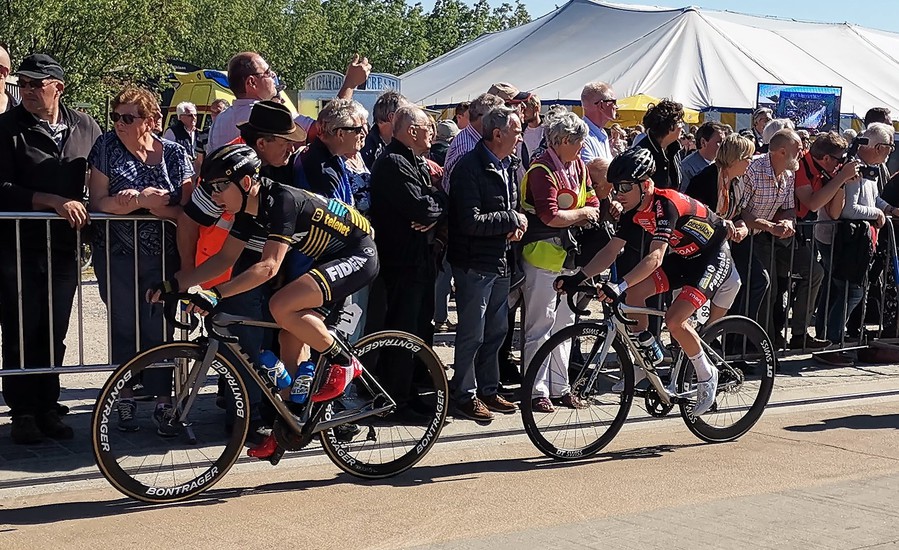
[207,179,232,194]
[613,181,640,194]
[110,112,144,125]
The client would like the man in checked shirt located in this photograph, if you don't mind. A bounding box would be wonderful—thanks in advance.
[740,129,828,351]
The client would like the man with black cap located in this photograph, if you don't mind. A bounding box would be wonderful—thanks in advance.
[172,100,306,443]
[0,53,101,444]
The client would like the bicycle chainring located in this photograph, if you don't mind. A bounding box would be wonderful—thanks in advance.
[644,387,675,417]
[272,418,315,451]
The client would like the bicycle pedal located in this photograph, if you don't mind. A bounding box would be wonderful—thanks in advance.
[268,447,285,466]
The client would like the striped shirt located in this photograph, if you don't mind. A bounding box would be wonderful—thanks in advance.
[441,124,481,192]
[742,154,795,233]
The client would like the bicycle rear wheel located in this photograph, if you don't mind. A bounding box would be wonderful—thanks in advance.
[91,342,249,503]
[677,315,776,442]
[319,331,449,479]
[521,323,634,460]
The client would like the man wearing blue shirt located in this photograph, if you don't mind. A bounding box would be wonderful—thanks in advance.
[580,82,617,163]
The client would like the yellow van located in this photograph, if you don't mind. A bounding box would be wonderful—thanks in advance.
[161,69,297,131]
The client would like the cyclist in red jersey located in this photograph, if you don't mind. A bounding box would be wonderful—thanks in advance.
[556,148,741,416]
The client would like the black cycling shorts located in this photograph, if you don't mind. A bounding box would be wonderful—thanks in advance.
[650,244,735,310]
[306,235,379,307]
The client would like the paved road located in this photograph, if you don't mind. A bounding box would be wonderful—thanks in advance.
[2,359,899,549]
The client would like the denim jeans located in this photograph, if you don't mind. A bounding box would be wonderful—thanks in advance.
[730,238,769,320]
[815,240,864,342]
[450,266,510,404]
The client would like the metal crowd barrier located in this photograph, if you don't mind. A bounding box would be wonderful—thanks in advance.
[0,212,177,377]
[629,217,897,355]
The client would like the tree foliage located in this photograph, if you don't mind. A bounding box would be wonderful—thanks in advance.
[0,0,531,107]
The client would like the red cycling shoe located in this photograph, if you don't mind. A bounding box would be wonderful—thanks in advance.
[311,357,363,403]
[247,433,278,459]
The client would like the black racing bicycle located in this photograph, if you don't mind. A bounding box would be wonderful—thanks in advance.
[521,286,776,459]
[91,292,448,503]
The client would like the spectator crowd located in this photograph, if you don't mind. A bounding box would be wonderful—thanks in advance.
[2,44,899,444]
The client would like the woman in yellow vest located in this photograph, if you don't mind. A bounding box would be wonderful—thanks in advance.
[520,111,602,413]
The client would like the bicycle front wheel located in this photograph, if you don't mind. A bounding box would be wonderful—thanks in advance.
[521,323,634,460]
[91,342,249,503]
[677,315,776,442]
[319,331,449,479]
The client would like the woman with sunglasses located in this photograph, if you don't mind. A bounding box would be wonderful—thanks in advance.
[87,86,193,434]
[556,147,742,417]
[686,133,768,322]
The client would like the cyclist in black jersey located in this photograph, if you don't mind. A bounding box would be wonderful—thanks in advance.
[556,147,742,416]
[150,145,377,414]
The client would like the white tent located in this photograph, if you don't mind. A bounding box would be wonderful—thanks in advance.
[400,0,899,119]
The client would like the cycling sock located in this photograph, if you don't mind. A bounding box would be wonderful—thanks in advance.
[689,350,715,382]
[322,333,353,365]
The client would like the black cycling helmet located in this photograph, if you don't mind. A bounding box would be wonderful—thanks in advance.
[606,147,656,185]
[201,144,262,184]
[200,144,262,213]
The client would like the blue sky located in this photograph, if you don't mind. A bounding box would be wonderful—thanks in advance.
[417,0,899,33]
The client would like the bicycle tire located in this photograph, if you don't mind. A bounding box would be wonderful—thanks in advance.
[319,330,449,479]
[677,315,776,442]
[91,342,250,503]
[521,323,634,460]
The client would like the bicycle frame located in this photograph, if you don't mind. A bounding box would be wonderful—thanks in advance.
[171,312,398,440]
[576,303,733,406]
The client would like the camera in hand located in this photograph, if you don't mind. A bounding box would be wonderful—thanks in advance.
[843,136,880,180]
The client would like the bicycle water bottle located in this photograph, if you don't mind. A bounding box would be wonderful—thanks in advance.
[259,350,292,390]
[289,361,316,404]
[636,331,664,368]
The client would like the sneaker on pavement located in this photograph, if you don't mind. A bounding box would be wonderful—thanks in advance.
[117,398,140,432]
[333,423,362,443]
[480,393,517,414]
[692,368,719,417]
[10,415,43,445]
[312,357,363,403]
[789,334,831,350]
[612,366,646,393]
[153,404,180,438]
[560,393,588,409]
[37,410,74,440]
[531,397,555,414]
[454,398,494,422]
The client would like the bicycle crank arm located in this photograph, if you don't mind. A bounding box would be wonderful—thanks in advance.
[312,403,395,434]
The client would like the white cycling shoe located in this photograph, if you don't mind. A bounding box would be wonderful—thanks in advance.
[612,366,646,393]
[691,367,719,416]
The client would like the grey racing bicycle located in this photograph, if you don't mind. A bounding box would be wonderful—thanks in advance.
[91,292,448,503]
[520,286,776,459]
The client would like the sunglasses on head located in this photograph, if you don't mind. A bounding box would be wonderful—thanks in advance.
[613,181,639,194]
[207,179,232,194]
[110,112,143,125]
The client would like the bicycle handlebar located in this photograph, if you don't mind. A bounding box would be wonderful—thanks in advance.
[161,292,202,332]
[566,285,638,326]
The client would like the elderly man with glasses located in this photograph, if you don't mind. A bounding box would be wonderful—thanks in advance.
[163,101,199,159]
[0,53,101,444]
[580,81,618,163]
